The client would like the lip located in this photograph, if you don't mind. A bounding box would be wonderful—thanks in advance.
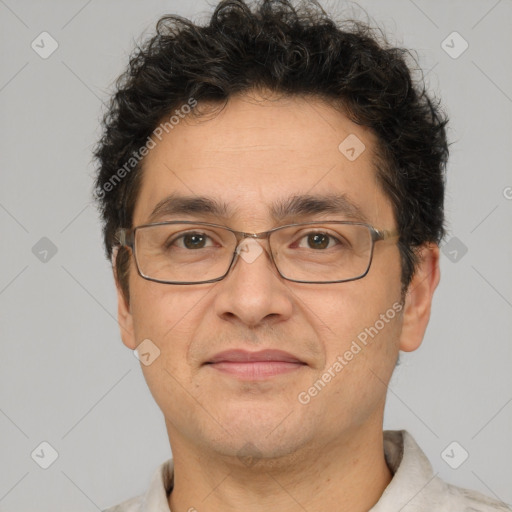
[207,349,304,364]
[205,349,306,380]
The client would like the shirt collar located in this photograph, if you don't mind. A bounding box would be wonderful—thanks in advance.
[140,456,174,511]
[369,430,439,511]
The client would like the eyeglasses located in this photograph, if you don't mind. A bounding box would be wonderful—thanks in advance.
[115,221,398,285]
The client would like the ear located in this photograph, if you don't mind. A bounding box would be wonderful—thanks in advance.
[398,243,440,352]
[112,248,137,350]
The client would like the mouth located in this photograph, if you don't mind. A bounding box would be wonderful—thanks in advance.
[204,349,307,380]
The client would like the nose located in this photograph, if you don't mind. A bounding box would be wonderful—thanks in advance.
[213,238,293,328]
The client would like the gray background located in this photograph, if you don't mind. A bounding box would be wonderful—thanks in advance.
[0,0,511,510]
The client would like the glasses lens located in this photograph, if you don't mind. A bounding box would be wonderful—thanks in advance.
[133,222,374,284]
[134,223,236,283]
[270,223,373,282]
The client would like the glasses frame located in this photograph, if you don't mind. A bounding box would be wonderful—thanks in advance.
[115,220,398,285]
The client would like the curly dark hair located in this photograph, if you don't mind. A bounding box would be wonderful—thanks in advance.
[94,0,449,302]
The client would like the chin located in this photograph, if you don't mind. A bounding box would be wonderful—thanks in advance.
[203,406,317,461]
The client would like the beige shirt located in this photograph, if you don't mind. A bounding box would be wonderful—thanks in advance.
[103,430,510,511]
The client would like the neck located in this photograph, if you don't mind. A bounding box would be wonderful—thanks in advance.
[167,424,392,512]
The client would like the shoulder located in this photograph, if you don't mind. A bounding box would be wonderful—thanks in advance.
[443,482,511,511]
[379,431,511,512]
[101,458,173,512]
[102,494,144,512]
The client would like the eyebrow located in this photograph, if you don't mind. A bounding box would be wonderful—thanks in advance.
[145,192,369,225]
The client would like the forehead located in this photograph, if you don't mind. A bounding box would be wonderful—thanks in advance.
[134,92,394,229]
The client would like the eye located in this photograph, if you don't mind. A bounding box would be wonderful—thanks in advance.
[297,232,340,250]
[168,232,215,250]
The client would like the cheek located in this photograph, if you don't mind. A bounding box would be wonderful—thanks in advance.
[297,245,403,375]
[129,278,217,381]
[129,282,206,410]
[291,290,402,432]
[129,273,201,339]
[297,271,402,352]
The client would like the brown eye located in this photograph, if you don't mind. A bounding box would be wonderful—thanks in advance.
[182,233,207,249]
[165,232,215,250]
[307,233,331,249]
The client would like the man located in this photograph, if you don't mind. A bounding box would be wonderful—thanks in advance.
[94,1,510,510]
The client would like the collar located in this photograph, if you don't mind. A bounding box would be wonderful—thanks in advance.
[131,430,482,512]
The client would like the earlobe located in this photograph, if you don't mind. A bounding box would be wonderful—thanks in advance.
[398,243,440,353]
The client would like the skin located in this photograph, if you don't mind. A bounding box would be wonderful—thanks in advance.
[116,91,440,512]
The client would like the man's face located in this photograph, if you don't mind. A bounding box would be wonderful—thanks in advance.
[120,93,406,463]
